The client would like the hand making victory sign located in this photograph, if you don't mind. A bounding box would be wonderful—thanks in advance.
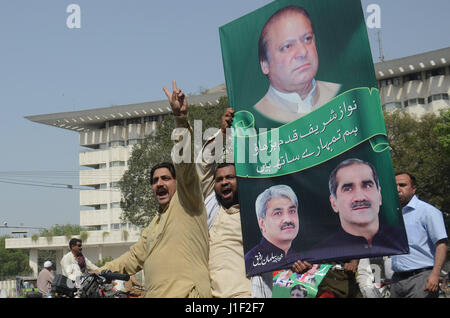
[163,80,187,117]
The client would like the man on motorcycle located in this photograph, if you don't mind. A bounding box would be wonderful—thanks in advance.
[61,238,99,282]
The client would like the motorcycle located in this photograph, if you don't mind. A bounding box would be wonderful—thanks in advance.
[46,270,130,298]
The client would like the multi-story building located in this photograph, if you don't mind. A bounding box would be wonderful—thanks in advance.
[5,87,226,276]
[375,47,450,116]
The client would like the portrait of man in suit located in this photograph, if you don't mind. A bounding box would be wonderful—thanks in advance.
[254,5,341,124]
[244,184,301,275]
[308,158,407,262]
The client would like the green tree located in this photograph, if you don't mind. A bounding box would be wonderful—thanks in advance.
[384,110,450,215]
[0,236,32,279]
[38,250,57,272]
[119,97,228,227]
[434,109,450,156]
[39,224,84,238]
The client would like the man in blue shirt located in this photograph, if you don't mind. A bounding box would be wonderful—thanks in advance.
[391,173,448,298]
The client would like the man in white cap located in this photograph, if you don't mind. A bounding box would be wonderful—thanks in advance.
[37,260,54,295]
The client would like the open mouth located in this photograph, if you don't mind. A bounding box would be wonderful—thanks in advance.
[156,188,169,199]
[221,188,233,199]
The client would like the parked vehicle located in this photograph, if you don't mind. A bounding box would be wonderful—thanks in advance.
[16,276,41,298]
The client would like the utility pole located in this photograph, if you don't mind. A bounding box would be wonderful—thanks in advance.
[377,30,385,62]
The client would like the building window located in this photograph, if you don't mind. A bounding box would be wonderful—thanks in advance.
[109,141,125,147]
[110,202,121,209]
[428,93,450,103]
[111,223,120,230]
[109,120,124,127]
[127,139,142,146]
[409,98,418,106]
[404,98,427,107]
[110,161,126,168]
[403,72,422,82]
[144,116,159,122]
[380,78,393,87]
[94,204,107,210]
[110,182,120,189]
[425,67,446,79]
[87,225,107,231]
[127,118,141,125]
[98,163,107,169]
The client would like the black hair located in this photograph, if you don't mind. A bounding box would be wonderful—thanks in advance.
[258,5,313,64]
[150,162,176,185]
[213,163,235,178]
[329,158,380,199]
[69,238,82,250]
[395,172,417,188]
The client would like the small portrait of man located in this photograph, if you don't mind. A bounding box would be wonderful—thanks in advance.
[254,5,341,124]
[328,158,382,246]
[290,284,308,298]
[244,184,300,274]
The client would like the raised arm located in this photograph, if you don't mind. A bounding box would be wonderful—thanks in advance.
[163,80,204,214]
[196,108,235,199]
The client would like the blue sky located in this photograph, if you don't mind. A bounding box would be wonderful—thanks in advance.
[0,0,449,235]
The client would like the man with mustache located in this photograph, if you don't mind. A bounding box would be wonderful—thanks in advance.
[100,81,211,297]
[304,158,408,298]
[311,158,408,261]
[244,184,301,276]
[329,158,383,248]
[253,5,340,126]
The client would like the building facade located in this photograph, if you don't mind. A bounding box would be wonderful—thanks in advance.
[375,47,450,117]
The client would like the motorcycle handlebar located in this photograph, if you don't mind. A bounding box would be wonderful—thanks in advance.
[100,270,130,282]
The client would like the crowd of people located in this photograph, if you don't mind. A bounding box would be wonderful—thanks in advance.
[34,80,447,299]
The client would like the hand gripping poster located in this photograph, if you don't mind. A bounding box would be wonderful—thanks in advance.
[219,0,409,277]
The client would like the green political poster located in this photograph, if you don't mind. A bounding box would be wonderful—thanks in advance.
[272,264,332,298]
[219,0,409,276]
